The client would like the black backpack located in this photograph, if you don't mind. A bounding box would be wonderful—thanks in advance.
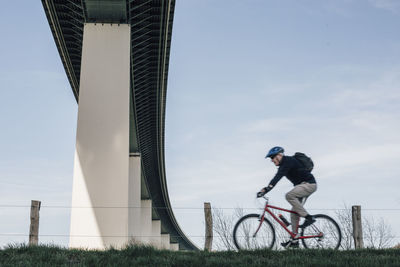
[293,152,314,172]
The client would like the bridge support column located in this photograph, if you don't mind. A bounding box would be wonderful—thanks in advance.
[140,199,153,244]
[150,220,162,247]
[161,234,171,249]
[128,154,142,245]
[69,23,132,249]
[170,243,179,251]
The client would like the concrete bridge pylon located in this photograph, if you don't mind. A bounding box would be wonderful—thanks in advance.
[69,23,169,250]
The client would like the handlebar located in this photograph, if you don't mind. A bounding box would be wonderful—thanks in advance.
[256,192,269,199]
[256,194,269,202]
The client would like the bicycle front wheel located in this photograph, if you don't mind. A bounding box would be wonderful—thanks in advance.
[301,214,341,249]
[233,214,275,250]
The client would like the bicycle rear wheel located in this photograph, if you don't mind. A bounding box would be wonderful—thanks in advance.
[233,214,275,250]
[301,214,341,249]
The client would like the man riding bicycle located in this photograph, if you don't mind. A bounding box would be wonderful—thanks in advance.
[257,146,317,248]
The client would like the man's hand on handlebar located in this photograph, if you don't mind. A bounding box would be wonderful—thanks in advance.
[257,187,268,198]
[256,191,266,198]
[257,185,273,198]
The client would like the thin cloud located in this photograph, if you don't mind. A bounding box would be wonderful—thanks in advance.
[242,118,297,134]
[369,0,400,13]
[317,143,400,177]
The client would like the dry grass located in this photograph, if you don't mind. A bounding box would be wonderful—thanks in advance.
[1,244,400,266]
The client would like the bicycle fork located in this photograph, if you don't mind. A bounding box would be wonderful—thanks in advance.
[252,212,267,237]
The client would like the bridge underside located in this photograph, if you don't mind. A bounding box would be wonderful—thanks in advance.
[42,0,196,250]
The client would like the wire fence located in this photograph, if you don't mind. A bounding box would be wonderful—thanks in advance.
[1,234,400,240]
[1,205,400,210]
[1,204,400,248]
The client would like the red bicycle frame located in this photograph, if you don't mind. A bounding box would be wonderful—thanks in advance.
[255,201,322,240]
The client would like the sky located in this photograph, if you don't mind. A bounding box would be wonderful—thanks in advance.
[0,0,400,249]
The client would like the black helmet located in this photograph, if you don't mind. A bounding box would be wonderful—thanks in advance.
[265,146,284,158]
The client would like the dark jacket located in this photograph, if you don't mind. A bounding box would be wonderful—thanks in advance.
[268,156,316,187]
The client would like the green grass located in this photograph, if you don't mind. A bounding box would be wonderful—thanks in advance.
[0,245,399,267]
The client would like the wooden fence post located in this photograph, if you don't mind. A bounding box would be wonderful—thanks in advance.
[29,200,41,246]
[352,205,364,249]
[204,202,213,251]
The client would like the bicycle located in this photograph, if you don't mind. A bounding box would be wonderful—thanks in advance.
[233,196,342,250]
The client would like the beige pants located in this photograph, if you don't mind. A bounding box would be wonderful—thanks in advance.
[285,182,317,234]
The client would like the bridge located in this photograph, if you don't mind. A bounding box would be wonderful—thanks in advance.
[41,0,197,250]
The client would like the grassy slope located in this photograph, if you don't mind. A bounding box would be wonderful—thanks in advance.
[0,245,399,267]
